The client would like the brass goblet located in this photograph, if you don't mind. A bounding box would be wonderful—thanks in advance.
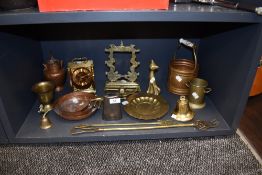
[32,81,55,129]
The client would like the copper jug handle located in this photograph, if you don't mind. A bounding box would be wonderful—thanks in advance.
[174,38,198,72]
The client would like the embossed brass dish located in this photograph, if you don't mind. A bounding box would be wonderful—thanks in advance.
[53,92,102,121]
[124,93,169,120]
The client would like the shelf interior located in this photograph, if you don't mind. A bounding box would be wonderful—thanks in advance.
[0,21,260,143]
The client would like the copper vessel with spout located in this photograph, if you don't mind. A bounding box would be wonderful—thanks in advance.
[43,56,66,92]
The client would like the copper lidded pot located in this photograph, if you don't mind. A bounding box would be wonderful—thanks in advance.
[43,56,66,92]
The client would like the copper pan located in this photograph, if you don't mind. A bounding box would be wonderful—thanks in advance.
[54,92,102,120]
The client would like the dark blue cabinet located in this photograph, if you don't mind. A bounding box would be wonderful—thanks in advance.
[0,4,261,143]
[0,119,8,143]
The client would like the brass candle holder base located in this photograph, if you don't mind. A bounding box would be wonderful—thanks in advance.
[38,105,53,130]
[40,109,52,130]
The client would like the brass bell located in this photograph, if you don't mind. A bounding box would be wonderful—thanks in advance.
[40,109,52,129]
[172,96,195,122]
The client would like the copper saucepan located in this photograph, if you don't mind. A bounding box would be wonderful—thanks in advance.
[53,91,102,120]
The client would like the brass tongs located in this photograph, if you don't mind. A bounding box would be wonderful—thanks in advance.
[71,119,219,135]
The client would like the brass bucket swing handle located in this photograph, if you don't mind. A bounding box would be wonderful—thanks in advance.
[72,57,88,62]
[204,88,212,93]
[173,38,198,72]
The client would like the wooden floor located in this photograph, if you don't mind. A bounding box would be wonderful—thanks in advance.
[239,94,262,157]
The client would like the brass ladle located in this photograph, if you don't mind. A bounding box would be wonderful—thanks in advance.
[71,119,219,135]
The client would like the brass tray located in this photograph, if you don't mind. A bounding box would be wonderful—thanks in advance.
[124,93,169,120]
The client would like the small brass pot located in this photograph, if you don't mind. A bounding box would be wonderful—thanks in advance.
[32,81,55,111]
[187,78,212,109]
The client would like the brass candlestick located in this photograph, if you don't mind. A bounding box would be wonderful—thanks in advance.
[32,81,54,129]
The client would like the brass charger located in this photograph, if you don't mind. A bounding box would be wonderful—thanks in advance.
[124,93,169,120]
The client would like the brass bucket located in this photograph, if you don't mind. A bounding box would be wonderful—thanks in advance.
[168,39,199,95]
[187,78,212,109]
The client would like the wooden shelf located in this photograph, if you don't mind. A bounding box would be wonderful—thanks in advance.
[0,4,261,25]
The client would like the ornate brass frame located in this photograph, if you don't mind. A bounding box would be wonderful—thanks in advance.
[104,41,141,96]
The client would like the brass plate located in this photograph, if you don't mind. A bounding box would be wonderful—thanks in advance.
[124,93,169,120]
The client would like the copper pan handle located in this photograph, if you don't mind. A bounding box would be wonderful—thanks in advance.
[90,97,103,109]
